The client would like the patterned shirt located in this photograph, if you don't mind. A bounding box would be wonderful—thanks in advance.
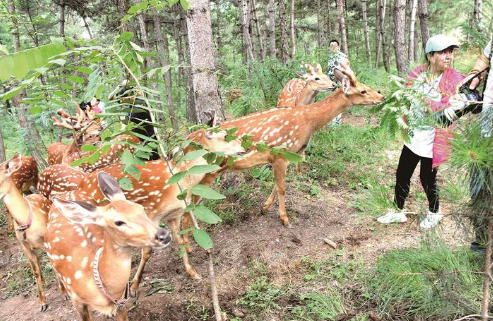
[480,39,492,137]
[326,50,348,83]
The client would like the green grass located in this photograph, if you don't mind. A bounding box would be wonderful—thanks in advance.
[363,241,484,320]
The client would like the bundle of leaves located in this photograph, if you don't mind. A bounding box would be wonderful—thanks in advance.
[364,242,484,320]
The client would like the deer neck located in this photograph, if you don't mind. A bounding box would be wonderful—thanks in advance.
[296,82,318,106]
[302,89,351,132]
[96,235,132,300]
[2,182,31,225]
[173,157,208,189]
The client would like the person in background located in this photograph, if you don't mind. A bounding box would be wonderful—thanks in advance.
[327,39,349,126]
[89,97,105,114]
[458,38,493,253]
[377,34,468,228]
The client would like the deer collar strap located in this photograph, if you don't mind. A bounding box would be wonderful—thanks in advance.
[15,198,33,232]
[92,247,131,310]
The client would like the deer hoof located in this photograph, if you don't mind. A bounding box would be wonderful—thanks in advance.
[40,304,49,312]
[191,273,202,281]
[130,288,139,298]
[64,295,70,301]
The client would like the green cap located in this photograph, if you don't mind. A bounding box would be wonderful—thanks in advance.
[425,34,459,54]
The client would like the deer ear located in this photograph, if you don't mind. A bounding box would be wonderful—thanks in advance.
[6,154,22,175]
[97,172,126,201]
[342,77,351,94]
[295,70,305,77]
[204,109,216,127]
[52,198,101,225]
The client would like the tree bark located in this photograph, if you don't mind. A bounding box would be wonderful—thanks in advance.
[380,0,390,72]
[290,0,296,57]
[119,0,129,32]
[473,0,482,31]
[336,0,348,55]
[173,6,184,108]
[0,119,5,162]
[268,0,277,58]
[394,0,408,74]
[239,0,254,63]
[278,0,290,63]
[316,0,322,49]
[481,219,492,321]
[251,0,266,61]
[362,0,371,62]
[185,0,225,124]
[152,8,178,133]
[82,16,93,39]
[326,0,332,40]
[59,0,66,38]
[8,0,47,169]
[375,0,381,67]
[417,0,430,53]
[408,0,417,62]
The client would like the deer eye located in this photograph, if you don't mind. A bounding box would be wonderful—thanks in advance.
[361,90,367,94]
[114,220,126,227]
[315,77,320,81]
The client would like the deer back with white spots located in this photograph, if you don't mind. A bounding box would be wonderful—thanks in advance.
[0,154,52,311]
[276,62,336,107]
[192,66,385,228]
[71,128,245,294]
[45,172,171,321]
[37,164,87,200]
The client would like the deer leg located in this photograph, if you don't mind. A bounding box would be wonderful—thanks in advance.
[272,159,290,227]
[73,301,93,321]
[56,274,69,299]
[129,247,153,297]
[116,307,129,321]
[296,152,305,174]
[168,217,200,279]
[20,243,47,311]
[7,213,14,232]
[262,186,278,214]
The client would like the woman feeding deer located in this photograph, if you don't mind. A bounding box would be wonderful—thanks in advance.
[378,34,482,228]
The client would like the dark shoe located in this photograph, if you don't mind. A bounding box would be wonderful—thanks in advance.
[471,242,486,254]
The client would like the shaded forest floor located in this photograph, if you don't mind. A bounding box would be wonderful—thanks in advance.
[0,113,473,321]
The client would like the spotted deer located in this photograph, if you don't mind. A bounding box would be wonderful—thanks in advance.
[190,67,384,228]
[277,62,336,173]
[45,172,172,321]
[72,129,245,292]
[277,62,336,107]
[5,155,39,231]
[37,164,86,200]
[0,154,52,311]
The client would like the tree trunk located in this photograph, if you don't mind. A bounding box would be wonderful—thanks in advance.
[394,0,407,74]
[362,0,371,62]
[251,0,266,61]
[290,0,296,57]
[278,0,290,63]
[8,0,47,169]
[473,0,482,31]
[326,0,332,40]
[59,0,66,37]
[380,0,390,72]
[119,0,129,32]
[0,120,5,162]
[375,0,381,67]
[481,219,492,321]
[408,0,417,62]
[336,0,348,55]
[82,16,93,39]
[316,0,322,49]
[417,0,430,52]
[173,7,184,108]
[249,1,259,61]
[152,8,178,133]
[185,0,225,124]
[268,0,277,58]
[239,0,254,63]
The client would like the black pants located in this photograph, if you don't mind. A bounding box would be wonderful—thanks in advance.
[394,145,440,213]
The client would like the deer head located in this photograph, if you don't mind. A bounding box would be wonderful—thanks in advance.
[297,62,336,92]
[340,68,385,105]
[0,154,22,199]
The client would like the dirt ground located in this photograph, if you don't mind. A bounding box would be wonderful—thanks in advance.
[0,115,471,321]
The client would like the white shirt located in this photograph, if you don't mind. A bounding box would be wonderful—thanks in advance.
[404,72,442,158]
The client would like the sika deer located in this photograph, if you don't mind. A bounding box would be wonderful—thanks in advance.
[6,155,39,231]
[277,62,336,107]
[45,172,171,321]
[192,67,384,228]
[73,129,245,291]
[0,154,52,311]
[277,62,336,173]
[37,164,86,200]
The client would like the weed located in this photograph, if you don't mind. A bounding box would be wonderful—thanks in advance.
[364,241,484,320]
[289,290,346,321]
[239,276,284,311]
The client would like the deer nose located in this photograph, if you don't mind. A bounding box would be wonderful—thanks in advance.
[156,228,172,245]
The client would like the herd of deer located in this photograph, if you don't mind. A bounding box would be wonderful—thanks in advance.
[0,63,384,321]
